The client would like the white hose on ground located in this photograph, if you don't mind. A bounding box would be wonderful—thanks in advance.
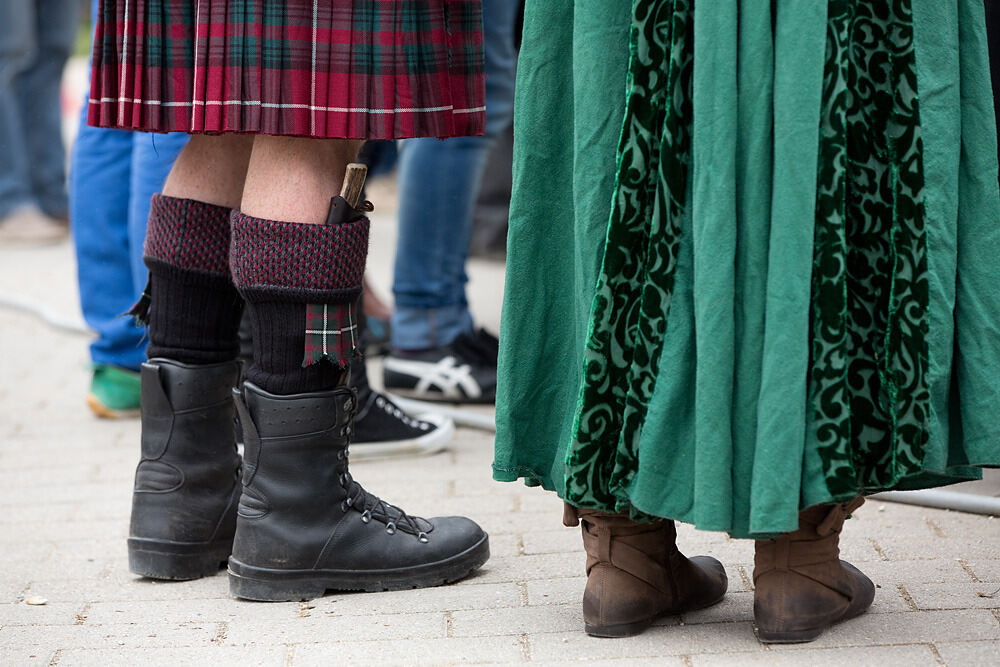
[872,489,1000,516]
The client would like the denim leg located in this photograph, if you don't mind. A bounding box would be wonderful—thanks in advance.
[70,105,146,370]
[128,132,189,291]
[16,0,78,218]
[390,0,519,350]
[0,0,35,217]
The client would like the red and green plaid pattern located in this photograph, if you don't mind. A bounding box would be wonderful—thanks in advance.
[303,302,359,368]
[88,0,485,139]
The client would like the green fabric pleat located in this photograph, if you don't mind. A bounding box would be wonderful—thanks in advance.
[742,0,828,535]
[493,0,632,489]
[565,0,695,517]
[493,0,1000,538]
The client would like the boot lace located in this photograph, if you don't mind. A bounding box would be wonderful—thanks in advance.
[334,444,432,543]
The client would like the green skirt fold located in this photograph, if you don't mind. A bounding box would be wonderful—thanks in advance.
[494,0,1000,538]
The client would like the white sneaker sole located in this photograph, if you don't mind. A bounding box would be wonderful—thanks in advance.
[386,393,497,432]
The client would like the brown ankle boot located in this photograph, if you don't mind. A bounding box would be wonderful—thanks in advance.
[566,504,728,638]
[753,497,874,643]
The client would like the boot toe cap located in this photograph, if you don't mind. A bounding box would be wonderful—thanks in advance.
[840,560,875,618]
[687,555,729,608]
[426,516,488,552]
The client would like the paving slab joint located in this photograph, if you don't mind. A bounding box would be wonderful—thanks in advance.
[738,565,753,591]
[869,537,890,561]
[956,558,981,582]
[518,633,531,662]
[897,584,919,611]
[212,621,229,644]
[74,602,91,625]
[444,611,455,638]
[924,518,946,539]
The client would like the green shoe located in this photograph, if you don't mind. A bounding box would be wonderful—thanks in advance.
[87,364,141,419]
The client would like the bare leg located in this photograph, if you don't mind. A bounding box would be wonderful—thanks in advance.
[241,136,363,223]
[162,134,254,209]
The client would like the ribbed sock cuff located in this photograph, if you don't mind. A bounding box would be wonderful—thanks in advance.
[145,260,244,363]
[241,300,349,394]
[230,210,369,393]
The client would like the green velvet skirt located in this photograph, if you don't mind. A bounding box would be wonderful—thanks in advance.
[493,0,1000,538]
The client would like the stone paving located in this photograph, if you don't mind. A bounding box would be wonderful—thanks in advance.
[2,192,1000,666]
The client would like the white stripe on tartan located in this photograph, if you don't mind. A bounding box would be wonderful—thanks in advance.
[118,0,131,127]
[90,98,482,115]
[305,303,357,362]
[310,0,318,136]
[191,1,203,113]
[304,326,358,336]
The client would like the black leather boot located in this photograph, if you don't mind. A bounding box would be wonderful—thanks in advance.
[128,358,242,580]
[228,381,490,601]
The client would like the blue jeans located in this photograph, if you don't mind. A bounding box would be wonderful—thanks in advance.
[71,0,189,371]
[390,0,519,349]
[0,0,78,218]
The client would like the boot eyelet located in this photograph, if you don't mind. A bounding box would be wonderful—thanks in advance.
[385,522,396,535]
[345,497,353,507]
[361,510,371,523]
[337,451,345,461]
[341,501,348,512]
[339,473,347,486]
[417,532,429,544]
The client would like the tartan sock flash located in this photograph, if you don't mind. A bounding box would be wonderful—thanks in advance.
[143,195,244,364]
[230,209,369,395]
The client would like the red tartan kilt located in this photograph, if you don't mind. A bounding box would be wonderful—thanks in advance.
[88,0,485,140]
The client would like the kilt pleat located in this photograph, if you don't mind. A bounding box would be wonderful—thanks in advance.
[87,0,485,139]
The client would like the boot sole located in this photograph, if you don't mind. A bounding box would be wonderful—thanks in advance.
[754,602,870,644]
[584,588,729,638]
[227,533,490,601]
[754,593,872,644]
[128,537,232,581]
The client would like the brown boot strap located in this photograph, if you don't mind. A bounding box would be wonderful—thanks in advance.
[754,532,841,578]
[817,496,865,536]
[795,563,857,599]
[583,528,674,594]
[563,503,580,527]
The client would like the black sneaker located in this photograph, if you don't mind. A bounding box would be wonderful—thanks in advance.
[350,390,454,460]
[382,329,498,404]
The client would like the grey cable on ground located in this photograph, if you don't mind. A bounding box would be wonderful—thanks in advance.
[0,292,91,336]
